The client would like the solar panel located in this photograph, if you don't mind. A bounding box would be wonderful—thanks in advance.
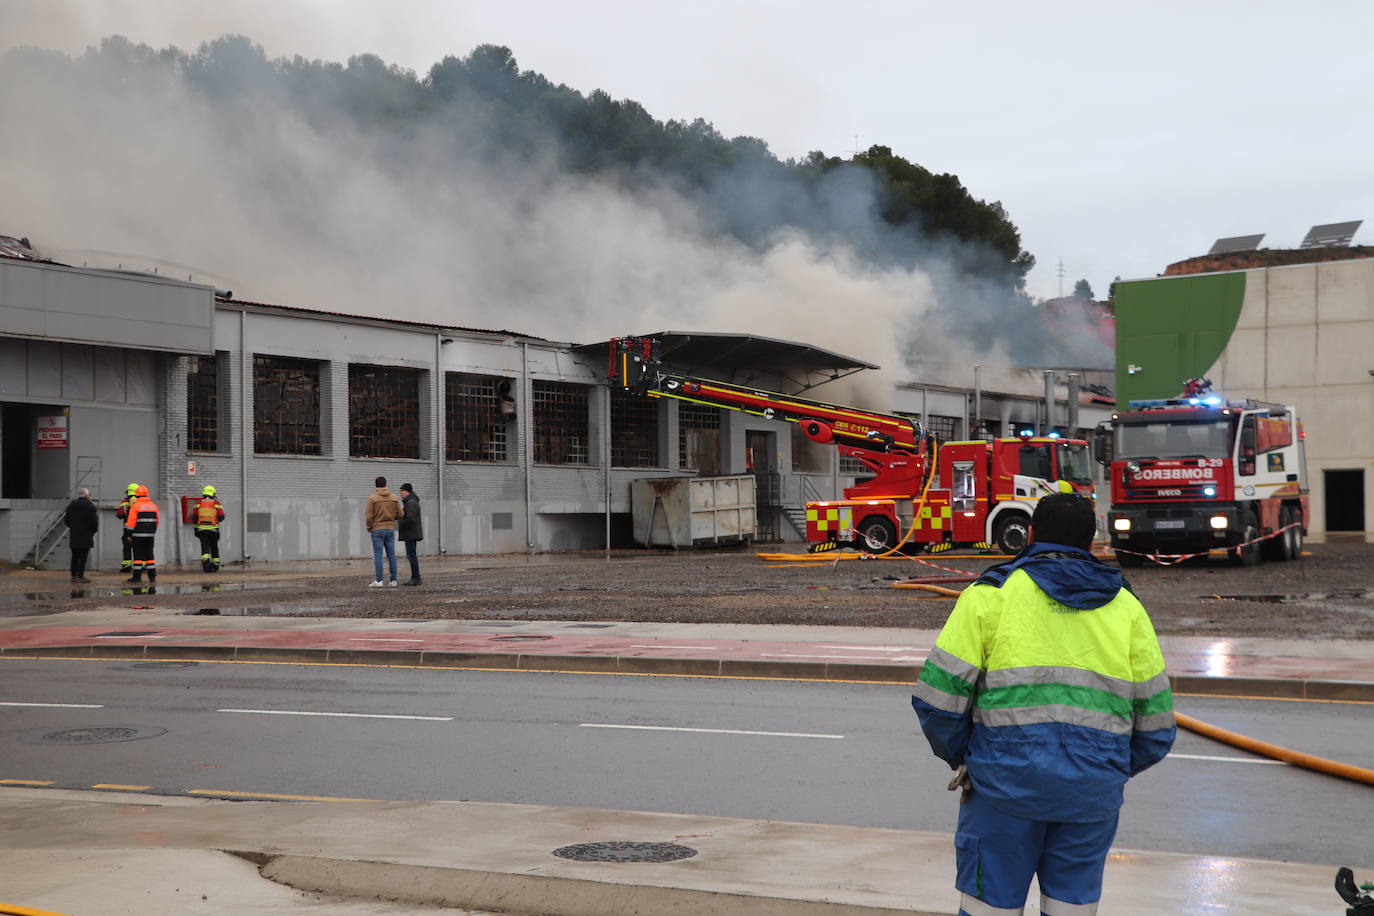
[1208,234,1265,255]
[1299,220,1362,249]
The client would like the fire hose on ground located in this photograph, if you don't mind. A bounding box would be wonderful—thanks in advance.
[1174,711,1374,787]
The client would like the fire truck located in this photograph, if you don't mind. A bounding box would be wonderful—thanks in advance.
[611,337,1095,554]
[1095,385,1309,566]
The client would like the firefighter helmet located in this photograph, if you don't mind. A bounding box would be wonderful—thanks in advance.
[202,485,216,497]
[126,482,139,495]
[134,485,149,498]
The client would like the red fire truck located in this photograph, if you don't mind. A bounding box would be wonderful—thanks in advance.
[611,337,1095,554]
[1095,389,1309,566]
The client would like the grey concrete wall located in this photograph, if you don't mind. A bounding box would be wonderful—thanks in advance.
[0,259,214,355]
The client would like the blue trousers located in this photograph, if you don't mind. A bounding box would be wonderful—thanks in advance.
[371,529,397,582]
[955,789,1117,915]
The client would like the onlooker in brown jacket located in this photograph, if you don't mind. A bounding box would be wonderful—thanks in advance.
[365,476,402,587]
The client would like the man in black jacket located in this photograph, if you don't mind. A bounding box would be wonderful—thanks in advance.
[398,483,423,586]
[62,487,99,583]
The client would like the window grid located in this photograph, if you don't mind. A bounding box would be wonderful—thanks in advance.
[187,354,219,451]
[925,414,959,443]
[839,455,868,475]
[678,402,720,470]
[446,372,510,462]
[611,387,660,467]
[349,364,422,459]
[533,380,590,465]
[253,356,322,455]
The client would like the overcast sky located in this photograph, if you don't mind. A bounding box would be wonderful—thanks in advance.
[4,0,1371,302]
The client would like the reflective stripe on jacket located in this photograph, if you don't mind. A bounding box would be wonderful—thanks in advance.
[912,542,1175,822]
[124,497,160,537]
[194,498,225,530]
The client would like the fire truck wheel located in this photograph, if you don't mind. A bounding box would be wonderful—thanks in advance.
[1228,512,1262,567]
[1280,505,1301,561]
[993,514,1030,555]
[856,517,898,552]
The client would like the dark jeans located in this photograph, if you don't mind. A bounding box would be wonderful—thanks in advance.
[403,539,420,581]
[70,548,90,578]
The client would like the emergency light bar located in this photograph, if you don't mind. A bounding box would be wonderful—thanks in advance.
[1127,396,1223,409]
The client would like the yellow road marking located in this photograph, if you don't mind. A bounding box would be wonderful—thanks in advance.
[91,784,152,791]
[0,779,54,786]
[187,789,371,802]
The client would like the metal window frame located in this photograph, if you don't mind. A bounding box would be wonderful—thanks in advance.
[532,379,591,465]
[610,386,660,468]
[348,363,422,459]
[253,355,323,456]
[445,372,511,462]
[187,353,220,452]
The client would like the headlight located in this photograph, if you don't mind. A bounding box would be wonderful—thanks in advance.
[1113,518,1131,532]
[1209,515,1228,529]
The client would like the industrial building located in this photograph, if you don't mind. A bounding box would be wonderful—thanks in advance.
[0,244,1112,568]
[1114,242,1374,542]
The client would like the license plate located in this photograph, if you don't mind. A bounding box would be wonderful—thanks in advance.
[1153,519,1186,529]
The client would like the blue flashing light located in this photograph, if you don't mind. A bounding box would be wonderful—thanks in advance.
[1202,395,1223,406]
[1203,486,1216,497]
[1047,431,1061,438]
[1018,427,1035,437]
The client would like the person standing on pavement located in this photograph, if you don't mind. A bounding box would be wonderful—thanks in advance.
[192,485,226,572]
[124,485,160,586]
[911,493,1175,916]
[62,487,98,583]
[365,476,402,587]
[116,482,138,573]
[397,483,423,586]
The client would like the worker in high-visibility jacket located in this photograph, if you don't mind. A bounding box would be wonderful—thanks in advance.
[912,493,1175,916]
[123,485,160,585]
[193,485,226,572]
[115,482,139,572]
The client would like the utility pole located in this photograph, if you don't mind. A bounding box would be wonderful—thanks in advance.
[1056,258,1066,298]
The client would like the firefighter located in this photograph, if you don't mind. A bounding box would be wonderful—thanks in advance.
[193,485,225,572]
[124,485,160,585]
[116,482,139,573]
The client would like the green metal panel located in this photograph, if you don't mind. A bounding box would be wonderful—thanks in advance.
[1115,272,1247,404]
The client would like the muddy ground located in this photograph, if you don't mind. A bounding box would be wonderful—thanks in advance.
[7,541,1372,640]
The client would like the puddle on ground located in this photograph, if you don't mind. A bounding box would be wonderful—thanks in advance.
[0,581,304,616]
[1204,590,1369,603]
[184,606,327,616]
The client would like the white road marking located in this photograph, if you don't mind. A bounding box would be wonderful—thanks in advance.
[580,723,843,739]
[815,645,923,652]
[0,701,104,708]
[629,645,718,650]
[1168,753,1287,766]
[217,708,453,721]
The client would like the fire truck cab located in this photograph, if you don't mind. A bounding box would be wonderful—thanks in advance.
[1096,394,1308,566]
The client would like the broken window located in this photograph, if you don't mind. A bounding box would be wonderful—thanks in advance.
[678,402,721,476]
[446,372,512,462]
[924,414,959,443]
[532,380,590,465]
[348,364,422,459]
[610,387,660,467]
[791,422,829,473]
[187,353,222,452]
[254,355,322,455]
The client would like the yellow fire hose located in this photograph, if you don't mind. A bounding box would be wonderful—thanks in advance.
[1175,711,1374,787]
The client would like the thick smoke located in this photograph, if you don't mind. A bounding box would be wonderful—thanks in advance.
[0,34,1107,411]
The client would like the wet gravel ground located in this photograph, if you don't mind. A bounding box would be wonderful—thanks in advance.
[16,541,1373,640]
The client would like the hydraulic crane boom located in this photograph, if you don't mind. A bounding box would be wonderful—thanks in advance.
[609,336,924,456]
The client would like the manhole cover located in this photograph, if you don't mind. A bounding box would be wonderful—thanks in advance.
[490,634,555,642]
[552,842,698,863]
[93,630,161,637]
[129,661,200,669]
[28,725,168,745]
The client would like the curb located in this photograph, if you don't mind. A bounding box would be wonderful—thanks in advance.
[4,642,1373,700]
[252,853,945,916]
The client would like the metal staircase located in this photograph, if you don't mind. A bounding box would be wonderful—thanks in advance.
[23,457,102,567]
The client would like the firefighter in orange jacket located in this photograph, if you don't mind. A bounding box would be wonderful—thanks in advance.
[116,482,139,572]
[124,485,160,584]
[193,485,226,572]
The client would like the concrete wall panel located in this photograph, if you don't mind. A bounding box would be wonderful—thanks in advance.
[1265,264,1318,328]
[1317,259,1374,323]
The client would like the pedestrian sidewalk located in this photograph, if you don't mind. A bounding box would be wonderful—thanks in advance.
[0,787,1360,916]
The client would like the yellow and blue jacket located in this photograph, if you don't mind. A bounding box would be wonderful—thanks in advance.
[912,541,1175,822]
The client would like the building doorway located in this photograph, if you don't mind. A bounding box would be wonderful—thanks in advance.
[746,430,778,541]
[2,403,34,498]
[1323,469,1365,532]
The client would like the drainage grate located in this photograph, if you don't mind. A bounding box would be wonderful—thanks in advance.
[563,624,614,629]
[552,842,698,863]
[490,634,555,642]
[94,630,161,637]
[31,725,168,745]
[129,661,200,669]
